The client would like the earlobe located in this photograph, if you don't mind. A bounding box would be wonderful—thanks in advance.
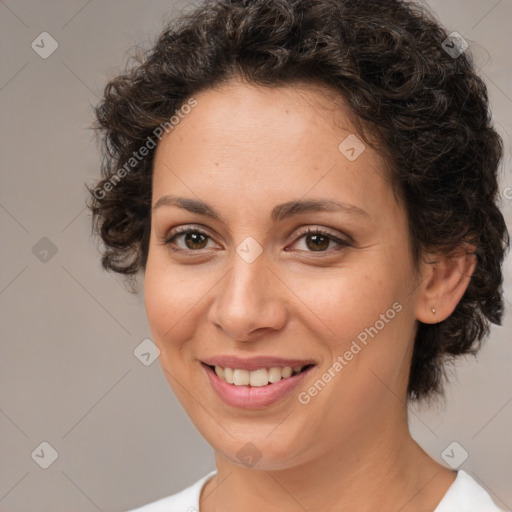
[416,249,477,324]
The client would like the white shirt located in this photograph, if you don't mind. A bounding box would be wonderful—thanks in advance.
[126,469,506,512]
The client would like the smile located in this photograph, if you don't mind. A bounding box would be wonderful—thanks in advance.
[201,358,315,409]
[210,365,310,387]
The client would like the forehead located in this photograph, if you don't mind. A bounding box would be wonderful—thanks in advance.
[151,80,393,219]
[159,79,362,151]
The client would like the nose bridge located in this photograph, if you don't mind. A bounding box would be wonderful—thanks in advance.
[222,233,270,305]
[221,248,271,316]
[209,245,286,340]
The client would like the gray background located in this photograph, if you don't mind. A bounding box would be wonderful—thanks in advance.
[0,0,511,510]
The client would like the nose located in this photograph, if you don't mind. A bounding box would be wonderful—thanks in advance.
[207,253,288,343]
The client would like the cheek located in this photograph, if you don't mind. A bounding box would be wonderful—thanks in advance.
[299,259,414,387]
[143,254,194,350]
[143,252,221,356]
[295,266,397,342]
[144,263,171,338]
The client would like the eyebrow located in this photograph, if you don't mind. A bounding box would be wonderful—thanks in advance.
[152,195,369,223]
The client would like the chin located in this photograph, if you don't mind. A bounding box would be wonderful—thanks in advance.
[200,420,314,471]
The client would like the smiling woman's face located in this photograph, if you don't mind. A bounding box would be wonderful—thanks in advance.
[144,80,425,470]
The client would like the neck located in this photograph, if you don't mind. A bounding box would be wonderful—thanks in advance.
[200,408,455,512]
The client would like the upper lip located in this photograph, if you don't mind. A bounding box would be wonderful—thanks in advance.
[201,356,316,371]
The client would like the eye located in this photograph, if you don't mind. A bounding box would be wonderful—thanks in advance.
[161,225,350,255]
[163,226,218,253]
[287,227,350,254]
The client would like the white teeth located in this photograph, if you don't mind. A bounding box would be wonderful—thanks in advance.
[268,367,282,383]
[281,366,292,378]
[249,368,269,387]
[233,369,250,386]
[224,367,234,384]
[215,366,224,379]
[213,365,306,386]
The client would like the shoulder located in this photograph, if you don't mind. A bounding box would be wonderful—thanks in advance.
[125,471,217,512]
[434,470,507,512]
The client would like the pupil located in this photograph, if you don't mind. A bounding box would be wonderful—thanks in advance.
[186,232,207,250]
[307,233,329,251]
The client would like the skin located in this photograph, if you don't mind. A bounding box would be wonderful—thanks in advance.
[144,78,476,511]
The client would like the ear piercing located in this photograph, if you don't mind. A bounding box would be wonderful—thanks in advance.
[431,307,436,315]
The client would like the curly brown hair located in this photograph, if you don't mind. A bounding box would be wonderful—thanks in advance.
[86,0,509,402]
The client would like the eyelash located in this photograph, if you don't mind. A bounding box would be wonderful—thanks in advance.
[161,225,351,256]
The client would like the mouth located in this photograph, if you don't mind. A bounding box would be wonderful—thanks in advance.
[203,363,314,387]
[201,359,315,409]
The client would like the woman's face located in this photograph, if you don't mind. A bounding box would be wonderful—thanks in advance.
[144,80,424,469]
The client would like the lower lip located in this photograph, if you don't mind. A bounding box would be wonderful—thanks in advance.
[203,364,313,409]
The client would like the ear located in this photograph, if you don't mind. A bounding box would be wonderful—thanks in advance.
[415,246,477,324]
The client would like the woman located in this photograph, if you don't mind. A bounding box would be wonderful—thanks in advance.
[87,0,509,510]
